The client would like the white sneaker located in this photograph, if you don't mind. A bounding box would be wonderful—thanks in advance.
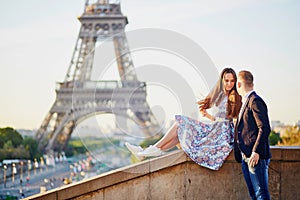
[125,142,144,160]
[137,145,165,157]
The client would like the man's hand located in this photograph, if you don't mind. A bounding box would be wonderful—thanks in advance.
[249,152,260,167]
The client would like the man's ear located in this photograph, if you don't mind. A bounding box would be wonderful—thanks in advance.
[237,82,241,88]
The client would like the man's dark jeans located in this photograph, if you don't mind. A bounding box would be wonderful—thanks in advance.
[241,158,271,200]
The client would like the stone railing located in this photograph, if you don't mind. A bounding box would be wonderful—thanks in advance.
[24,147,300,200]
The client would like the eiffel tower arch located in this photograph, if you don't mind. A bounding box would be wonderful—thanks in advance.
[35,0,161,153]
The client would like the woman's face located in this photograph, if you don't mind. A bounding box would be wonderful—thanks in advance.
[223,73,235,93]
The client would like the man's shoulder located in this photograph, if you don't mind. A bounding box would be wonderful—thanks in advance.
[249,92,263,101]
[249,92,267,108]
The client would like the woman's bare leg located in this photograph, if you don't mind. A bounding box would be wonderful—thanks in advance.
[159,137,180,150]
[154,123,179,150]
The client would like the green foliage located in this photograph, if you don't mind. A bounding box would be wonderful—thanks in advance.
[280,126,300,146]
[0,149,6,161]
[70,140,85,147]
[139,136,162,148]
[3,140,14,149]
[64,143,74,157]
[269,131,282,146]
[67,139,87,156]
[23,136,41,160]
[0,146,30,160]
[0,127,23,148]
[2,195,18,200]
[74,137,120,151]
[0,127,41,161]
[10,146,30,159]
[73,145,87,155]
[66,137,126,157]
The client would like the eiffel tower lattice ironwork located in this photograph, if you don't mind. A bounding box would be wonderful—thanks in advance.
[35,0,161,153]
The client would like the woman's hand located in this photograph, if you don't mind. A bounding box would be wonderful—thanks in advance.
[200,109,215,121]
[200,109,208,117]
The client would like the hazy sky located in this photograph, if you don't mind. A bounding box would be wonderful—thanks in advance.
[0,0,299,130]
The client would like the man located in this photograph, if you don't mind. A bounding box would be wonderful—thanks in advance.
[234,70,271,200]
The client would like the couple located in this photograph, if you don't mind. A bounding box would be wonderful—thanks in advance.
[126,68,271,200]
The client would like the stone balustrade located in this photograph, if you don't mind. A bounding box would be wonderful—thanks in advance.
[24,147,300,200]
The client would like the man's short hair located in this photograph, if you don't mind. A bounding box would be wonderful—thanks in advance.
[239,70,253,87]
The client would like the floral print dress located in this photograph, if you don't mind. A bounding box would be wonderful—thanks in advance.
[175,96,234,170]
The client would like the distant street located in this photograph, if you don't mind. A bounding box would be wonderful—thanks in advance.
[0,161,71,199]
[0,151,126,199]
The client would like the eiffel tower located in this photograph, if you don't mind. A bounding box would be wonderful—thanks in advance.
[35,0,161,153]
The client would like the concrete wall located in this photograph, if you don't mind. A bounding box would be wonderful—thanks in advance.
[25,147,300,200]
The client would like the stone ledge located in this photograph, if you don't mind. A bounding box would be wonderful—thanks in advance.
[24,147,300,200]
[25,150,187,200]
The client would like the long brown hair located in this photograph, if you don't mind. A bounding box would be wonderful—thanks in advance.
[198,68,242,119]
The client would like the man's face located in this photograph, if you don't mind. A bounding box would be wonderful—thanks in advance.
[237,76,242,95]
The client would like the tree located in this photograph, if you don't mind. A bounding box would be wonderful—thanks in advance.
[0,127,23,148]
[0,149,7,161]
[67,139,88,156]
[0,127,40,161]
[269,131,282,146]
[23,137,41,160]
[11,146,30,159]
[3,140,14,149]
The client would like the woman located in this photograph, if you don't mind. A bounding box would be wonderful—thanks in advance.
[126,68,242,170]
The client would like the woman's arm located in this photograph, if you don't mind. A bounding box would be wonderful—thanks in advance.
[200,109,215,121]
